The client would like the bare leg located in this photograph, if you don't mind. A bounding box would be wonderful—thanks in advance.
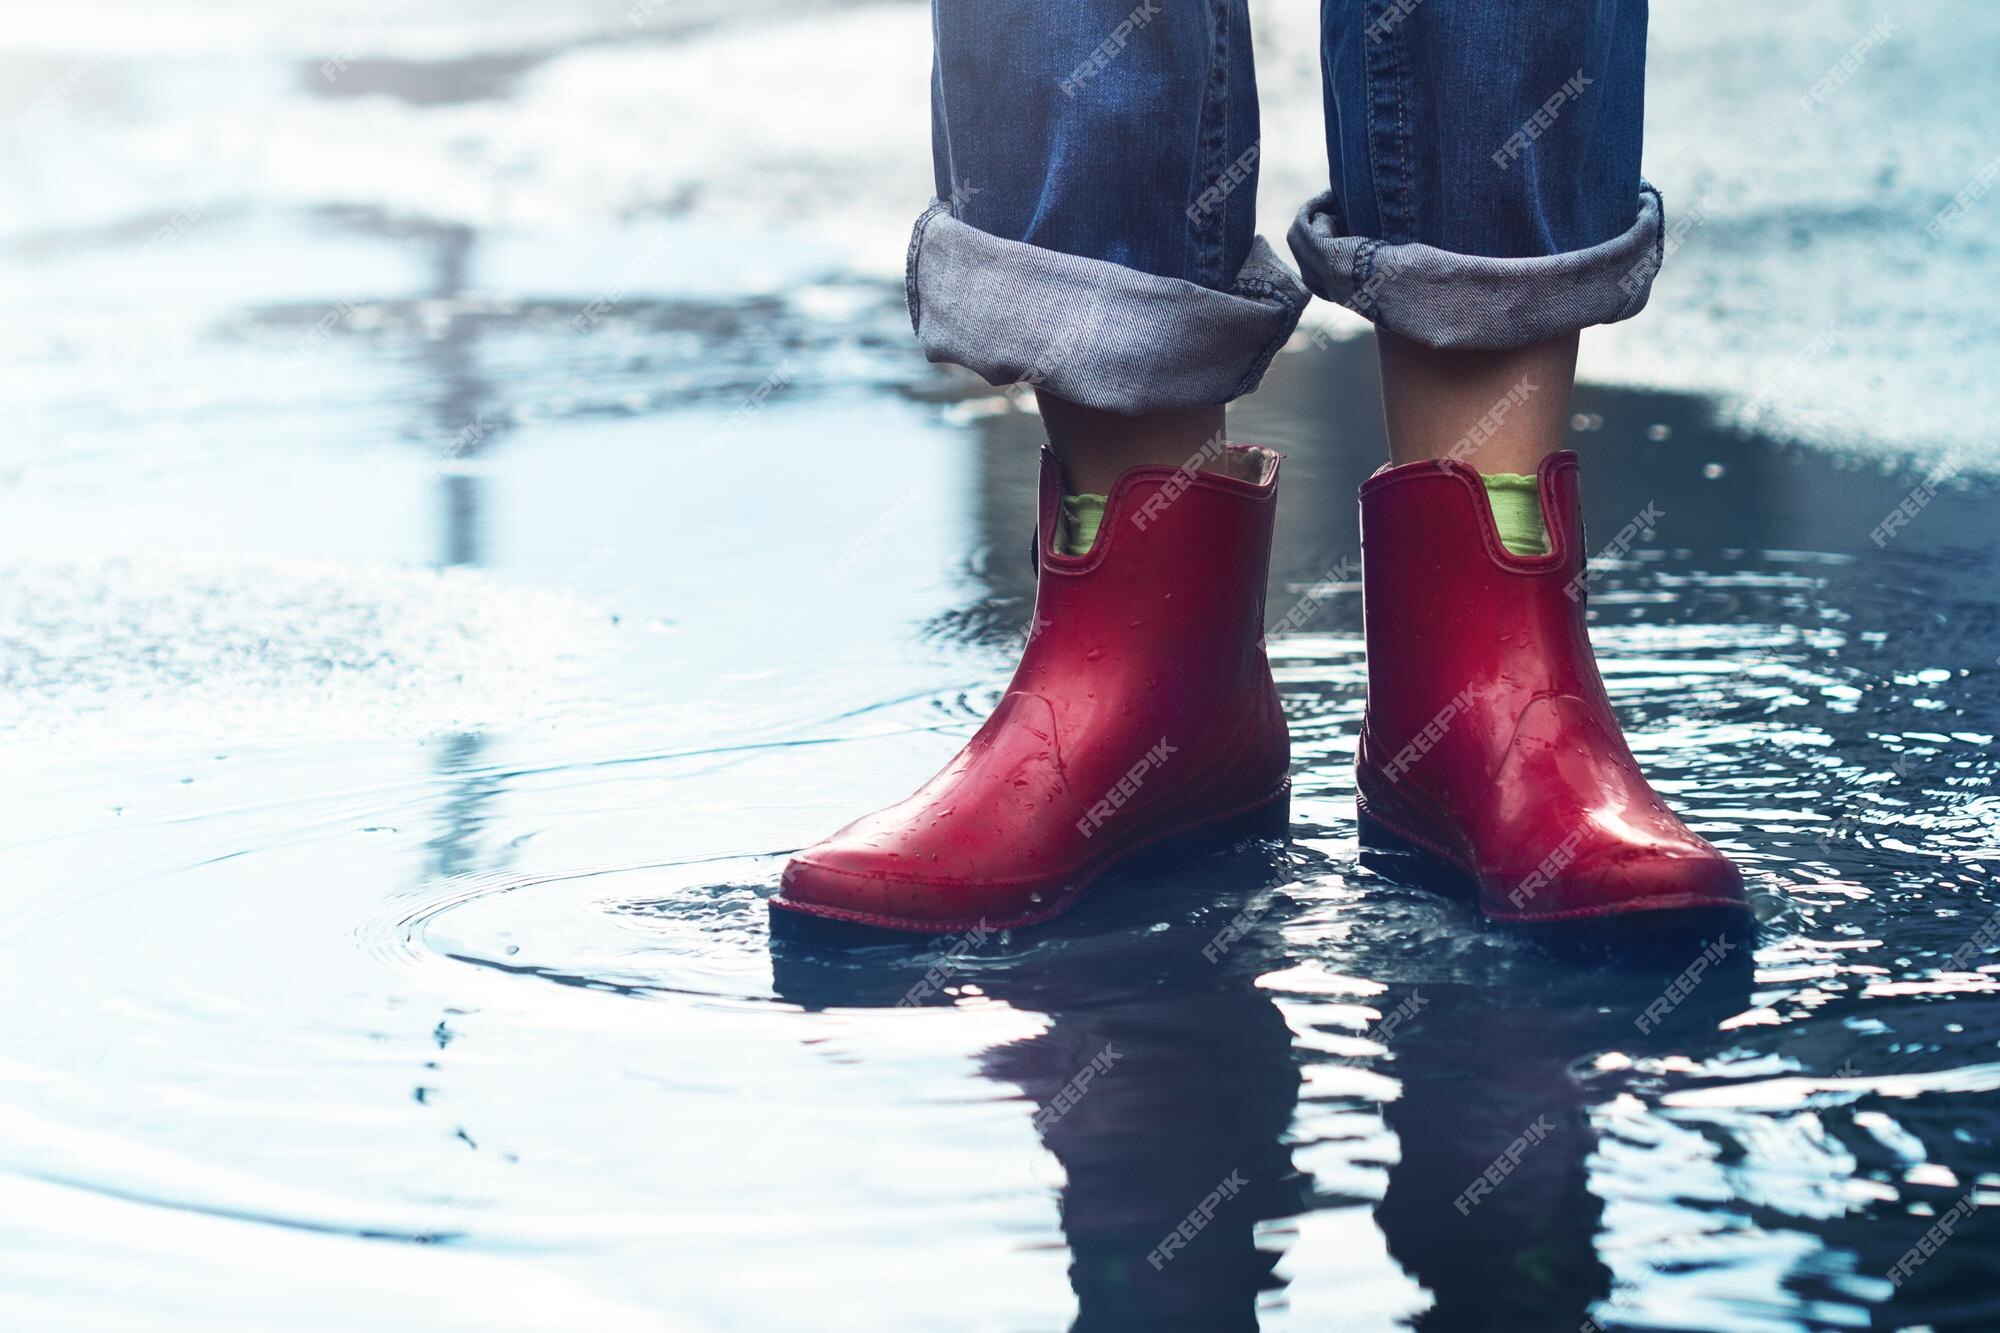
[1036,390,1225,495]
[1376,329,1577,472]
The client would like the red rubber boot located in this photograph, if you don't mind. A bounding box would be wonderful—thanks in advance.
[773,446,1291,933]
[1354,451,1747,924]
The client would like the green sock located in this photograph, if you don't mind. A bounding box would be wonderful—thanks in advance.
[1480,473,1551,556]
[1060,493,1107,555]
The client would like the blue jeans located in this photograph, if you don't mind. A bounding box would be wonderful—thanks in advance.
[909,0,1663,414]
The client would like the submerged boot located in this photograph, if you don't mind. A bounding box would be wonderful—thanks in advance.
[774,446,1291,932]
[1354,451,1747,924]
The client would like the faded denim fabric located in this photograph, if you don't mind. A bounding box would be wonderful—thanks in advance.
[911,0,1660,409]
[1292,0,1659,349]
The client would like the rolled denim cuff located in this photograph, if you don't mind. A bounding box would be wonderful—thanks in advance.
[905,201,1309,414]
[1287,184,1666,351]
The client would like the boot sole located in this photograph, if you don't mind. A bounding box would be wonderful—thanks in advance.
[768,781,1292,936]
[1356,800,1752,936]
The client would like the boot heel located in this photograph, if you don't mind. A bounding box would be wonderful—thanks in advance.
[1357,806,1479,900]
[1136,783,1291,866]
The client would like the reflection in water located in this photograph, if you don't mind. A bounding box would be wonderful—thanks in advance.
[975,954,1305,1329]
[7,8,2000,1326]
[768,845,1764,1332]
[405,213,507,881]
[771,845,1313,1332]
[993,990,1300,1333]
[1373,947,1755,1333]
[1377,986,1613,1333]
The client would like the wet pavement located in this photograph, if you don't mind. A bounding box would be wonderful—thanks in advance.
[3,3,1999,1330]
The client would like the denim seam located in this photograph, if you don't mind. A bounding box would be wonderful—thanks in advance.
[1618,180,1667,320]
[1286,187,1666,350]
[1362,0,1416,242]
[1184,0,1233,290]
[1224,268,1304,394]
[1227,312,1298,402]
[1223,265,1305,399]
[905,199,947,334]
[1350,239,1380,317]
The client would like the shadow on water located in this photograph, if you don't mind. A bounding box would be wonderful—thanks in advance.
[1369,948,1758,1333]
[769,824,1759,1333]
[770,840,1312,1332]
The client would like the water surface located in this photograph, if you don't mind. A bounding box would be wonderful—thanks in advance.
[3,3,1999,1330]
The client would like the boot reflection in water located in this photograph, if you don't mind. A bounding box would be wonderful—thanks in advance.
[773,0,1748,931]
[768,869,1313,1333]
[983,948,1307,1331]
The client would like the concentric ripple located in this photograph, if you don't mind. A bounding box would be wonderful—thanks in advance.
[363,858,790,1005]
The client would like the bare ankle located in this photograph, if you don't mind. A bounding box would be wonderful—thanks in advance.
[1035,391,1226,494]
[1376,329,1578,473]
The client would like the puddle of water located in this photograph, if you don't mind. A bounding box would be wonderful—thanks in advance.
[5,333,1997,1331]
[4,4,2000,1331]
